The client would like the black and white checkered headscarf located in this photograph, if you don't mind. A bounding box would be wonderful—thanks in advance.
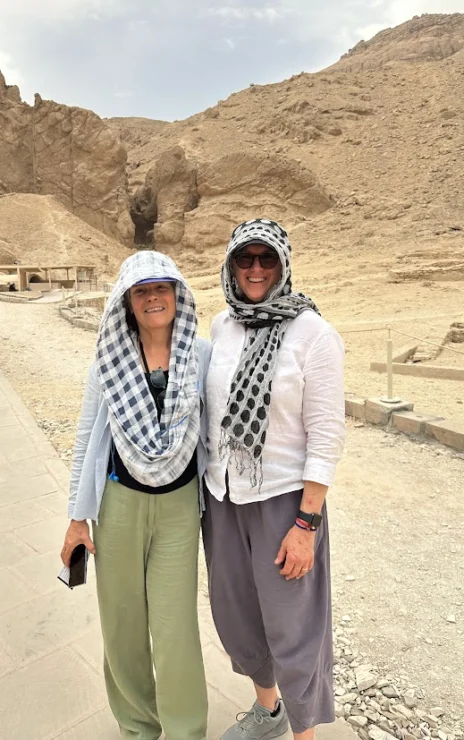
[96,251,199,487]
[220,218,320,489]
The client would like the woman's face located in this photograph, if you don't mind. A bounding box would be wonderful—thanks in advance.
[128,281,176,332]
[232,244,282,304]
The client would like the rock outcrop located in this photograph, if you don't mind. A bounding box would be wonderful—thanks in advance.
[0,73,33,196]
[0,72,134,246]
[131,146,198,249]
[130,147,333,254]
[182,152,333,251]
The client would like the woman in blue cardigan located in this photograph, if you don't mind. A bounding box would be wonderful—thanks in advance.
[60,250,210,740]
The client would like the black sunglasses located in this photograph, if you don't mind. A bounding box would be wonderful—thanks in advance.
[148,367,167,403]
[234,250,279,270]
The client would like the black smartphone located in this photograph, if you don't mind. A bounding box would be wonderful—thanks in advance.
[57,544,89,589]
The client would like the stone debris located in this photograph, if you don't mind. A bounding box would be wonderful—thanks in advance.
[332,620,463,740]
[356,666,378,692]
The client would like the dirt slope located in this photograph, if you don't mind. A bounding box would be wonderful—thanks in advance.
[0,193,132,278]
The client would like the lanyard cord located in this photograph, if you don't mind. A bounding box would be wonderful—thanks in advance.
[139,339,150,374]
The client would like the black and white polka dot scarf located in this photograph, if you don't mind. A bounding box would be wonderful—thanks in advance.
[219,218,320,490]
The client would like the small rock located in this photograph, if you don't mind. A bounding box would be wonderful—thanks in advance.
[348,716,368,728]
[356,666,377,692]
[382,686,399,699]
[446,615,456,624]
[405,689,418,708]
[368,726,397,740]
[340,692,358,704]
[395,704,414,720]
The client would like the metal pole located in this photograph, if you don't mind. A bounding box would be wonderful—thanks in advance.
[381,325,400,404]
[387,326,393,399]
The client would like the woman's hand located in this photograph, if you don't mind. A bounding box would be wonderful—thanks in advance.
[275,526,315,580]
[61,520,96,567]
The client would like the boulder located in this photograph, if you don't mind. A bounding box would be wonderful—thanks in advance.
[181,151,333,251]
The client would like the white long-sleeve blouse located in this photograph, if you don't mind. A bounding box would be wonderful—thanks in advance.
[205,309,346,505]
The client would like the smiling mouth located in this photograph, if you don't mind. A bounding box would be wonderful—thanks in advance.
[248,278,266,283]
[145,307,165,313]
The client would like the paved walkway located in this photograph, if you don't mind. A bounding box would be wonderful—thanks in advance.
[0,369,356,740]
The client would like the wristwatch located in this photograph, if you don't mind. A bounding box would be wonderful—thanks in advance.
[296,511,322,531]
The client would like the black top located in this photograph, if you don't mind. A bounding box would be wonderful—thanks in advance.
[108,367,197,494]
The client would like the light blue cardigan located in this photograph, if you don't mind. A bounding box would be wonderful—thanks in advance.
[68,337,212,522]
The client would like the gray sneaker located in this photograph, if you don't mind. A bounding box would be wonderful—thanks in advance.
[221,700,289,739]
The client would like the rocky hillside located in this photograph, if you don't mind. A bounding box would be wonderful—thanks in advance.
[1,13,463,284]
[0,73,134,248]
[102,13,464,281]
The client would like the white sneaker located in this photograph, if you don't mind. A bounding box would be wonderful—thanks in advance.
[221,700,289,739]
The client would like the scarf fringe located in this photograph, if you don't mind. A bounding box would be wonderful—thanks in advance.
[219,428,264,492]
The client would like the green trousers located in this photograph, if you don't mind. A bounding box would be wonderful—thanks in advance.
[93,477,208,740]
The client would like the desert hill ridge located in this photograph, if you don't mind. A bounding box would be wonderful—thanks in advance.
[336,12,464,70]
[102,13,464,283]
[0,13,463,285]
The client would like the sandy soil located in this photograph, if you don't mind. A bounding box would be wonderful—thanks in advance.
[0,299,463,721]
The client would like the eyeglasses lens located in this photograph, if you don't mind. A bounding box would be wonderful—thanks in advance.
[149,369,166,391]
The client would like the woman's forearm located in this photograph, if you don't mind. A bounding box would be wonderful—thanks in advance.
[300,480,328,515]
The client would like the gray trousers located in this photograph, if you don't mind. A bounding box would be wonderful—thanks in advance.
[202,487,334,734]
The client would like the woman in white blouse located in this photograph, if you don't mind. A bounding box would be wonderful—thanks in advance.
[203,218,345,740]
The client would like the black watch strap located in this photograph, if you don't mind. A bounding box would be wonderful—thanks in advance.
[297,511,322,530]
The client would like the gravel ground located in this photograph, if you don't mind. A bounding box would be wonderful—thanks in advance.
[1,300,463,740]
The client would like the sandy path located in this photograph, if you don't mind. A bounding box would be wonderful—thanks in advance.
[0,300,463,720]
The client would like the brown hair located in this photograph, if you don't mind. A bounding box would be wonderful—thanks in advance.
[123,291,139,334]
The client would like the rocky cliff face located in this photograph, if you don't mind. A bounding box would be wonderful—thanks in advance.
[0,74,33,197]
[0,73,134,246]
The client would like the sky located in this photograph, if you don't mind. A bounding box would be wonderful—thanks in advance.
[0,0,462,121]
